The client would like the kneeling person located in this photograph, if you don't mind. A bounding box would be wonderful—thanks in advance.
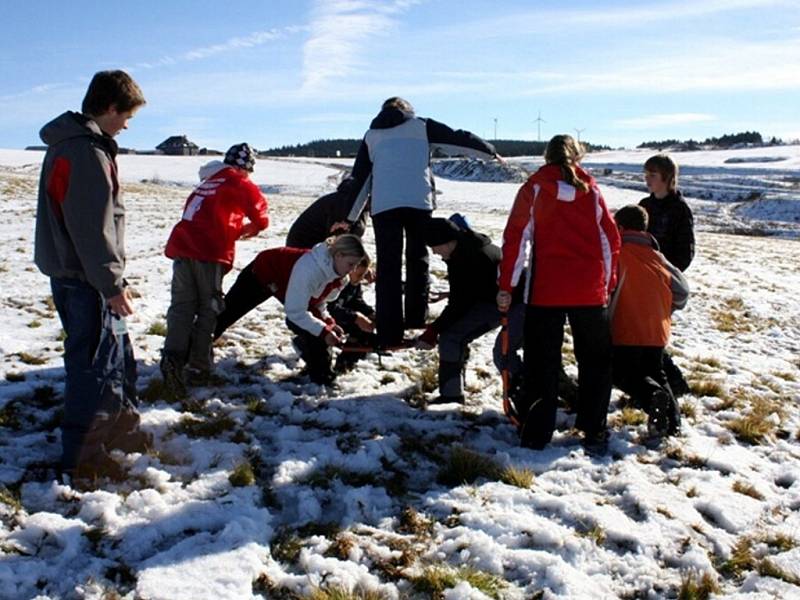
[611,205,689,439]
[418,218,502,404]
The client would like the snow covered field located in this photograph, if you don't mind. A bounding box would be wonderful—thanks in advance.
[0,148,799,599]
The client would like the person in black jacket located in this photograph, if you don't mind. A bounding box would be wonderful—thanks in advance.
[416,218,502,404]
[345,97,503,347]
[329,256,377,372]
[639,154,695,396]
[639,154,695,271]
[286,177,368,248]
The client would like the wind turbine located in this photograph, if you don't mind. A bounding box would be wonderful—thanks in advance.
[533,111,545,142]
[574,127,585,143]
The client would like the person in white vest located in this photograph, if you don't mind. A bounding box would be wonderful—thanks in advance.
[345,97,503,347]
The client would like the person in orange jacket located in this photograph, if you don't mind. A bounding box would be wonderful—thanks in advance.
[610,205,689,440]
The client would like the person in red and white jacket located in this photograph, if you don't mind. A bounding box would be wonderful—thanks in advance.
[497,134,621,455]
[214,234,368,385]
[161,143,268,394]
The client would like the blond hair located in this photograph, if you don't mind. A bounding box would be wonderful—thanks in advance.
[544,134,589,192]
[327,234,368,261]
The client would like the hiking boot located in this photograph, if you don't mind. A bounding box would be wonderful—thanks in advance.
[160,356,187,399]
[582,430,610,457]
[647,390,672,439]
[427,394,465,405]
[65,450,126,484]
[106,427,153,454]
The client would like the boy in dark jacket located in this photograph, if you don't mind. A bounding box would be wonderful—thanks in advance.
[34,70,148,482]
[286,177,368,248]
[611,205,689,439]
[417,218,502,404]
[639,154,694,396]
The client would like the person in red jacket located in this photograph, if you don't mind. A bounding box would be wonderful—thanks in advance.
[161,143,268,395]
[214,235,368,384]
[610,205,689,440]
[497,134,620,455]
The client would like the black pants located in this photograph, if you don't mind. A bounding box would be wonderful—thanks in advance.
[287,319,333,384]
[522,305,612,446]
[214,264,272,339]
[372,207,432,346]
[614,345,680,429]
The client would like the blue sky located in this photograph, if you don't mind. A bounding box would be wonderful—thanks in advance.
[1,0,799,151]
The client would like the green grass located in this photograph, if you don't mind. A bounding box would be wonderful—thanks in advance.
[146,321,168,336]
[303,585,388,600]
[437,446,502,487]
[171,413,237,438]
[229,462,256,487]
[0,485,22,511]
[411,564,506,600]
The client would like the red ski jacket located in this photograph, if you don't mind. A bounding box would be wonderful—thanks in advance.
[498,164,620,306]
[250,245,345,337]
[165,166,268,270]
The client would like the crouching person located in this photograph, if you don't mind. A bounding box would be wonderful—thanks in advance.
[611,205,689,439]
[328,256,377,373]
[417,218,502,404]
[214,235,368,385]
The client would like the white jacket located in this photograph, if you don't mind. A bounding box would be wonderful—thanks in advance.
[284,242,345,336]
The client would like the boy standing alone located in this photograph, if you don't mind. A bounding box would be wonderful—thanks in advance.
[161,143,268,394]
[34,70,148,481]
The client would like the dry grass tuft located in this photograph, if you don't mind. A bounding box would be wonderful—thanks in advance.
[731,480,765,500]
[718,537,756,577]
[436,446,502,486]
[678,570,720,599]
[500,465,535,489]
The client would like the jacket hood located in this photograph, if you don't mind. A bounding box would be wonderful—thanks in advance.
[369,107,414,130]
[451,229,493,259]
[622,230,660,250]
[198,160,227,181]
[40,111,117,154]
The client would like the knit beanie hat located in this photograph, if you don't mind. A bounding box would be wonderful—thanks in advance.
[224,143,256,172]
[423,218,461,247]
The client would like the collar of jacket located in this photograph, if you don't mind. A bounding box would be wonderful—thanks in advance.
[369,107,414,130]
[622,230,659,249]
[309,241,340,280]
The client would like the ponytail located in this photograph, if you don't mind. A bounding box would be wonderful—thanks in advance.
[544,134,589,193]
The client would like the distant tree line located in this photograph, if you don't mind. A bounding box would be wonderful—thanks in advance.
[260,138,609,158]
[636,131,784,150]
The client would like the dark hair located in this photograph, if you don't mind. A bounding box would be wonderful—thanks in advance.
[544,134,589,192]
[82,70,146,116]
[381,96,414,114]
[644,154,679,191]
[614,205,649,231]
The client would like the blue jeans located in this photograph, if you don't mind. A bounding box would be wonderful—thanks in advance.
[51,278,138,470]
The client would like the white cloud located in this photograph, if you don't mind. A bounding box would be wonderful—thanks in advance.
[614,113,717,129]
[131,26,304,71]
[300,0,420,93]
